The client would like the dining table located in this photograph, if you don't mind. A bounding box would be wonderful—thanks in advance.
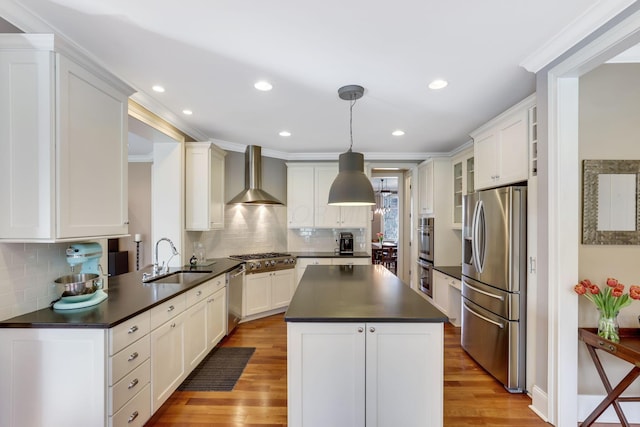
[372,241,397,265]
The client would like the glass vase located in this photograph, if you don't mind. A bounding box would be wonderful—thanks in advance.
[597,310,620,343]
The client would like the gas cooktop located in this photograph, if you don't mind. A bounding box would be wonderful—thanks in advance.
[229,252,296,274]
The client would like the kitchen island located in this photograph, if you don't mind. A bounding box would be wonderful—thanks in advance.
[285,264,446,427]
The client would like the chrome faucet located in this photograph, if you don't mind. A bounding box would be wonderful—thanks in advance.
[153,237,179,275]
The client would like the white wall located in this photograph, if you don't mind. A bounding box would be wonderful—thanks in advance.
[578,63,640,395]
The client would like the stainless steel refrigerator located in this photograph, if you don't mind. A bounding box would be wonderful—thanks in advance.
[461,185,527,393]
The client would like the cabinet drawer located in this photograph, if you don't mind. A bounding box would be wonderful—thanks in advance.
[110,383,151,427]
[110,334,150,384]
[109,311,150,356]
[150,293,186,330]
[185,281,214,307]
[332,258,370,266]
[110,358,150,415]
[209,274,226,293]
[296,258,332,268]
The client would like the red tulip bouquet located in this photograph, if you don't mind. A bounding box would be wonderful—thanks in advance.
[574,278,640,342]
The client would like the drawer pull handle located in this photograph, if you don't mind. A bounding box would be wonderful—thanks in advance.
[128,352,139,362]
[128,411,139,423]
[196,290,202,296]
[128,325,138,334]
[167,305,175,312]
[171,323,176,328]
[208,298,215,303]
[128,378,139,389]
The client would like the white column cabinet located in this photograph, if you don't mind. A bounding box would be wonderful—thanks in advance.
[417,160,434,216]
[471,95,535,191]
[185,142,226,231]
[288,321,443,427]
[0,34,133,242]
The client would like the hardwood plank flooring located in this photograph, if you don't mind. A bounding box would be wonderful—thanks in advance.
[146,314,549,426]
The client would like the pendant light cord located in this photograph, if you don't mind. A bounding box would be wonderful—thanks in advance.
[349,98,355,151]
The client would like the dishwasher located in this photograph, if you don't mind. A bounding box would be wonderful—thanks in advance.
[226,265,245,334]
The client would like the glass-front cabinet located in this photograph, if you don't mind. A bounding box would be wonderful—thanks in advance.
[451,147,474,229]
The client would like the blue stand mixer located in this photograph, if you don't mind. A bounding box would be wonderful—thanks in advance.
[53,242,108,310]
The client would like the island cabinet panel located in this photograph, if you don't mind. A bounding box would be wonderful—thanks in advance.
[288,321,443,427]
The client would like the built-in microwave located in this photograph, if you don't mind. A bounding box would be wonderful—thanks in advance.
[417,217,434,263]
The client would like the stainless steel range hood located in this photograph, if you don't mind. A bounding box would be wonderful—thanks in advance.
[227,145,283,205]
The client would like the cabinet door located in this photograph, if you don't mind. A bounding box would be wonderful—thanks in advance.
[150,312,186,411]
[287,322,366,427]
[315,165,342,227]
[185,143,211,230]
[418,161,434,215]
[495,109,528,186]
[245,273,271,316]
[287,167,315,228]
[473,129,497,190]
[365,323,443,427]
[432,270,450,315]
[340,206,369,228]
[271,269,295,309]
[184,299,208,370]
[209,148,226,229]
[57,55,129,238]
[207,286,227,349]
[0,50,55,240]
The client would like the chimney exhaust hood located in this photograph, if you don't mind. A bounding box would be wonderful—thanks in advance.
[227,145,283,205]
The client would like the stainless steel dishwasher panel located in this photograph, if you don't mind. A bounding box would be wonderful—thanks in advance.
[227,265,245,334]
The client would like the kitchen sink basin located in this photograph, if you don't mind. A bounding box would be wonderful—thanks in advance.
[143,270,212,285]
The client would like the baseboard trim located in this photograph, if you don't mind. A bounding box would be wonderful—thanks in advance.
[530,385,549,422]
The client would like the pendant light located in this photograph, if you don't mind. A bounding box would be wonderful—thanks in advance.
[328,85,376,206]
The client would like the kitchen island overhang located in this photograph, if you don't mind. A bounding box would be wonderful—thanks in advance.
[285,264,446,427]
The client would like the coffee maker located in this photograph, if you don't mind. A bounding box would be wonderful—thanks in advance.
[339,232,354,255]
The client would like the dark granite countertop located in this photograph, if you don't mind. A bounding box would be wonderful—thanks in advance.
[434,266,462,281]
[0,258,243,329]
[285,264,447,323]
[291,251,370,258]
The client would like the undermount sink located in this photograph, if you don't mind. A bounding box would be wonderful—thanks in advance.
[143,270,212,285]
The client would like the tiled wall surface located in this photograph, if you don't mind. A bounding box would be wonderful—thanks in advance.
[0,243,70,321]
[287,228,367,253]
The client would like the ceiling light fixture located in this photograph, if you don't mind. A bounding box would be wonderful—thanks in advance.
[428,79,448,90]
[279,130,291,137]
[182,109,193,115]
[152,85,165,93]
[392,130,405,136]
[254,81,273,91]
[328,85,375,206]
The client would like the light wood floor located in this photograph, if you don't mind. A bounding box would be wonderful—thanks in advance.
[146,314,549,426]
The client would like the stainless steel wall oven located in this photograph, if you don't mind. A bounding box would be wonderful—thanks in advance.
[416,217,434,297]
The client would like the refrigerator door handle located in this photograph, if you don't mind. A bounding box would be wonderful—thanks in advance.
[463,281,505,301]
[463,301,505,329]
[472,200,485,273]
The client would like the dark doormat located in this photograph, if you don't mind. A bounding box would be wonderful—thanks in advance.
[177,347,256,391]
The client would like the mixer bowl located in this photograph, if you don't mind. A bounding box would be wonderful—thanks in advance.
[55,273,101,302]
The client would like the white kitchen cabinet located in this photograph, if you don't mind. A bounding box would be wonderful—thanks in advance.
[471,95,535,191]
[288,321,443,427]
[0,34,134,242]
[185,142,226,231]
[286,163,368,229]
[431,270,461,327]
[287,165,315,228]
[207,286,227,349]
[418,160,434,216]
[451,147,474,228]
[244,269,295,317]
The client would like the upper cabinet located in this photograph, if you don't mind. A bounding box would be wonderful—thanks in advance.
[287,163,368,229]
[0,34,134,242]
[471,94,535,191]
[185,142,226,231]
[451,147,474,228]
[417,160,434,216]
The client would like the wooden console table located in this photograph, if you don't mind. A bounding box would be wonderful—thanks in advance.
[579,327,640,426]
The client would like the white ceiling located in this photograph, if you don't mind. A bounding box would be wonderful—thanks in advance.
[1,0,636,159]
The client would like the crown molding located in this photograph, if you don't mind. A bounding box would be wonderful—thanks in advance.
[520,0,636,73]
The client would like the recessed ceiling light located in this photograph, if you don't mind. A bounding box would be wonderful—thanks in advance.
[182,109,193,115]
[152,85,165,93]
[279,130,291,137]
[428,79,448,90]
[392,130,405,136]
[254,81,273,91]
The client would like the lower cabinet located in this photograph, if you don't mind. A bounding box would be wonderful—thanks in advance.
[244,269,295,317]
[0,274,229,427]
[287,322,443,427]
[432,270,462,327]
[295,257,371,286]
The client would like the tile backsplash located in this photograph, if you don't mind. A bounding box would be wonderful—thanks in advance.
[287,228,367,253]
[0,243,70,321]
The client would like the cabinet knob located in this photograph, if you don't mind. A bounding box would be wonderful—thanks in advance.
[171,323,176,328]
[369,327,376,333]
[128,378,139,389]
[167,305,175,312]
[357,327,364,333]
[127,325,138,334]
[128,411,139,423]
[196,290,202,296]
[208,298,215,303]
[127,352,139,362]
